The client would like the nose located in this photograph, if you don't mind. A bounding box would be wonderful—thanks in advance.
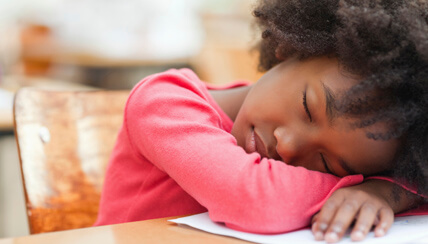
[273,127,313,165]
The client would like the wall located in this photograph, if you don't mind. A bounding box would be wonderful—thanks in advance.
[0,135,29,237]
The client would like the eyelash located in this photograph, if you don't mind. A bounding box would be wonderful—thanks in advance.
[320,153,335,175]
[302,90,312,122]
[320,153,334,175]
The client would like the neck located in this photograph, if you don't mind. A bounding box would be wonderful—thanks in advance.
[209,85,252,121]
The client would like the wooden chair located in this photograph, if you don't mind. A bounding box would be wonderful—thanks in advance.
[13,88,129,234]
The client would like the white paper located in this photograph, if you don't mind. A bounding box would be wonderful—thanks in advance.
[169,212,428,244]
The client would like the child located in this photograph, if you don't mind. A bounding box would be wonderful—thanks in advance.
[96,0,428,242]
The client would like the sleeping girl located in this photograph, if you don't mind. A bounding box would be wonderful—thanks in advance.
[96,0,428,242]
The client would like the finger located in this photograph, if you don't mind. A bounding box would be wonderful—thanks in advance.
[324,199,360,243]
[374,207,394,237]
[311,213,323,240]
[311,221,325,241]
[350,202,378,241]
[312,198,343,241]
[312,213,319,225]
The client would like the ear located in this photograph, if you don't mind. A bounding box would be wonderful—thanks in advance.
[275,47,284,60]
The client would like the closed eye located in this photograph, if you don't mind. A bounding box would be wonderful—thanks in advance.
[302,89,312,122]
[320,153,335,176]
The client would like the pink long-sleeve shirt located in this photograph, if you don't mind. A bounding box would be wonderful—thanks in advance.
[95,68,425,233]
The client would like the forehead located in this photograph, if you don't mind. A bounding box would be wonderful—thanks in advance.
[312,59,359,92]
[274,57,360,92]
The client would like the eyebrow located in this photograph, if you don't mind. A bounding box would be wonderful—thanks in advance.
[321,82,336,124]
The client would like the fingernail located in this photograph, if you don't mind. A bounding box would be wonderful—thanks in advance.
[319,222,328,231]
[351,230,364,241]
[357,225,366,232]
[314,231,324,241]
[332,225,342,233]
[325,232,339,243]
[312,222,318,232]
[375,228,385,237]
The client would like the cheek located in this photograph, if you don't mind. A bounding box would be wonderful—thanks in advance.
[368,140,400,171]
[231,103,254,147]
[230,116,245,147]
[231,92,270,146]
[358,138,398,166]
[236,94,266,123]
[335,132,400,175]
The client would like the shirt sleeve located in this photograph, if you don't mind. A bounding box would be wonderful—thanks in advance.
[125,71,364,234]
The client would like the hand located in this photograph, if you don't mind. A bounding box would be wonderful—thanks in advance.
[311,181,394,243]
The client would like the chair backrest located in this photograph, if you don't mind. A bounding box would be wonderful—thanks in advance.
[13,88,129,234]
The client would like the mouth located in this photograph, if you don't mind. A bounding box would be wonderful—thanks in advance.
[245,128,257,154]
[254,130,269,158]
[245,127,269,158]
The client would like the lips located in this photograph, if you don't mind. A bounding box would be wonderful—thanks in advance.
[245,127,269,157]
[254,130,269,158]
[245,129,257,154]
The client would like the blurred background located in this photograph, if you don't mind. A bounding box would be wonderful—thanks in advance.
[0,0,263,238]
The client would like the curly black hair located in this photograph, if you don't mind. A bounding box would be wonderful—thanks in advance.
[253,0,428,195]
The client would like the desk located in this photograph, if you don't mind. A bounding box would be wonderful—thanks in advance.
[0,216,250,244]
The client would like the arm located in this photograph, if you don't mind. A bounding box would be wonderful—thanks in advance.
[312,179,424,242]
[125,71,363,234]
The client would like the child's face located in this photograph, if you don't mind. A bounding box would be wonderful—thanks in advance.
[231,56,399,177]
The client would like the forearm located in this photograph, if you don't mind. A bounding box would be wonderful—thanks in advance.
[360,179,424,214]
